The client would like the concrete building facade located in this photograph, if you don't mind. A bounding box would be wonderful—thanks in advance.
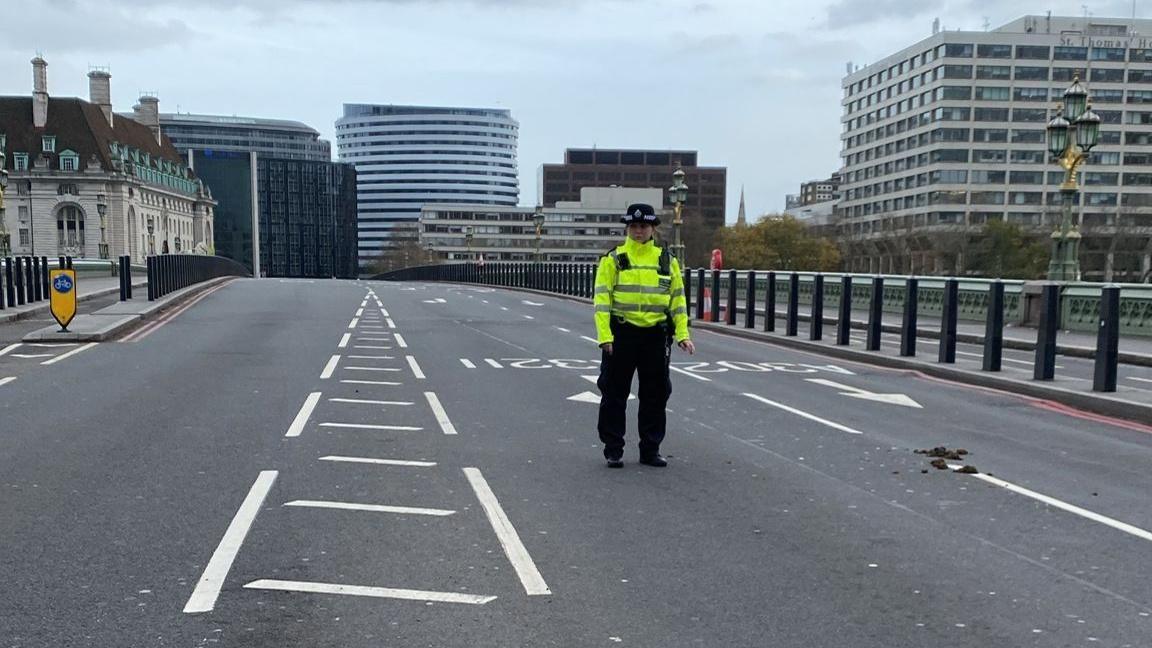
[419,187,662,263]
[838,15,1152,280]
[335,104,519,268]
[0,58,214,262]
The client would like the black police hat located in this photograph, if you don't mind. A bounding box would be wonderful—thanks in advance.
[621,203,661,226]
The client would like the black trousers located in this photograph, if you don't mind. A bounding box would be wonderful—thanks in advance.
[597,319,672,459]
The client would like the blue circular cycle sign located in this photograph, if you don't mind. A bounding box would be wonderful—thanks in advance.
[53,275,74,294]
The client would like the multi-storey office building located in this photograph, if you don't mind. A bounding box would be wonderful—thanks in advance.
[335,104,520,268]
[800,173,841,205]
[838,15,1152,279]
[419,187,662,263]
[160,113,331,161]
[539,148,726,233]
[162,114,358,278]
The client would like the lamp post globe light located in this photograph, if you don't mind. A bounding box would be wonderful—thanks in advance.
[532,213,545,262]
[669,168,688,262]
[1045,76,1101,282]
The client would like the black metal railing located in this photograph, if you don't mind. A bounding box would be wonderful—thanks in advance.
[147,254,251,301]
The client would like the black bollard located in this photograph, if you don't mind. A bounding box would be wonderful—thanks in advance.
[26,257,38,302]
[837,275,852,345]
[696,269,706,320]
[786,272,799,336]
[726,270,737,325]
[41,256,50,299]
[764,271,776,332]
[147,257,156,302]
[866,276,883,351]
[939,279,958,363]
[710,270,720,323]
[900,277,918,357]
[810,274,824,341]
[4,258,14,307]
[745,270,756,329]
[1034,283,1060,381]
[1093,286,1120,392]
[14,257,26,305]
[982,282,1004,372]
[59,256,66,269]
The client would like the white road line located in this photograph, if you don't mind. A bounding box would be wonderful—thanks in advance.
[523,315,534,320]
[947,464,1152,544]
[338,333,351,349]
[243,579,495,605]
[424,392,457,435]
[954,350,1044,367]
[347,355,395,360]
[348,318,359,329]
[1128,376,1152,384]
[0,343,21,357]
[380,308,390,317]
[29,343,77,348]
[320,355,341,379]
[580,335,599,344]
[407,355,426,379]
[347,366,402,372]
[671,366,712,382]
[358,337,391,342]
[501,307,509,311]
[0,377,16,387]
[328,398,413,405]
[463,467,551,596]
[286,392,322,438]
[284,500,454,516]
[355,308,364,317]
[320,422,423,431]
[743,393,864,435]
[339,379,402,386]
[394,334,408,348]
[41,342,98,366]
[320,456,436,467]
[554,326,570,333]
[11,353,52,359]
[183,470,278,613]
[386,318,397,329]
[353,345,392,350]
[485,358,503,368]
[460,359,477,369]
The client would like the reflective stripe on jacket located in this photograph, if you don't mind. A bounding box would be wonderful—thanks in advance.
[593,237,690,345]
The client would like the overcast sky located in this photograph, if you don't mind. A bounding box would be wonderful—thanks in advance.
[1,0,1144,221]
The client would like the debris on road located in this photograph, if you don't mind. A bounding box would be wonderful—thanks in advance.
[915,446,969,461]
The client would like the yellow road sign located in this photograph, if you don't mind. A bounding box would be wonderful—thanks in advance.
[49,269,77,331]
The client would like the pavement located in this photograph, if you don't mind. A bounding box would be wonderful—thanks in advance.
[0,274,147,325]
[1,278,1150,645]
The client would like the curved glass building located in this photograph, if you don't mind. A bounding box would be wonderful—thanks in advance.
[336,104,519,267]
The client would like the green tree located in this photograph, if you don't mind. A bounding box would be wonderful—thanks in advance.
[714,215,841,271]
[967,220,1048,279]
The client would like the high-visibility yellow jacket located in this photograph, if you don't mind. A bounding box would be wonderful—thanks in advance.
[593,237,690,345]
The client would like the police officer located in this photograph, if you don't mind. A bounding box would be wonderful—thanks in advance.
[593,203,695,468]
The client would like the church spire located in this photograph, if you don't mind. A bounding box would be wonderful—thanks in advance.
[736,185,747,227]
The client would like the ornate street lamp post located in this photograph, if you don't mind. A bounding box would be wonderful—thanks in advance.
[0,154,10,258]
[668,168,688,261]
[532,213,545,262]
[1045,76,1101,281]
[146,216,155,255]
[97,193,108,259]
[464,225,474,262]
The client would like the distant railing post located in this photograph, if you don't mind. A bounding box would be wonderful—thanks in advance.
[696,269,706,320]
[982,281,1004,372]
[939,278,958,363]
[1093,285,1120,392]
[836,275,851,345]
[866,276,883,351]
[786,272,799,336]
[763,271,776,332]
[1034,283,1060,381]
[745,270,756,329]
[900,277,918,357]
[710,270,720,323]
[726,270,737,325]
[810,274,824,341]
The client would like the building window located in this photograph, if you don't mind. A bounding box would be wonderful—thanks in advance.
[971,170,1006,183]
[943,43,973,57]
[1092,68,1125,82]
[1016,45,1051,60]
[42,136,55,153]
[975,65,1011,80]
[1012,108,1048,122]
[60,152,79,172]
[943,65,973,79]
[1091,47,1126,61]
[1053,46,1086,60]
[1127,90,1152,103]
[13,153,28,171]
[1132,48,1152,62]
[1052,67,1087,81]
[973,128,1008,142]
[974,86,1010,101]
[1009,171,1045,184]
[18,228,29,246]
[1013,87,1049,102]
[57,183,79,196]
[973,107,1009,121]
[1094,89,1124,103]
[1015,66,1049,81]
[977,44,1012,58]
[56,205,85,248]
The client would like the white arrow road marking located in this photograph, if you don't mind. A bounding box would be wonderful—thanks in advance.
[243,580,496,605]
[671,366,711,382]
[804,378,923,409]
[460,359,477,369]
[0,343,22,357]
[522,300,544,306]
[42,342,98,366]
[0,377,16,387]
[568,375,635,404]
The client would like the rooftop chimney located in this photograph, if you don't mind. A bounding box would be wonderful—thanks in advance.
[133,94,161,144]
[31,56,48,128]
[88,69,113,128]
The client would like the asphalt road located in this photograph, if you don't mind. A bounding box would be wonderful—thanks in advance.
[1,277,1150,646]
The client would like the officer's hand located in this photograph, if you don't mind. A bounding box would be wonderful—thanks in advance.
[601,343,613,356]
[678,340,695,355]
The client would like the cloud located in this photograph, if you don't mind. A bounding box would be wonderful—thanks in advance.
[823,0,943,29]
[0,2,194,53]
